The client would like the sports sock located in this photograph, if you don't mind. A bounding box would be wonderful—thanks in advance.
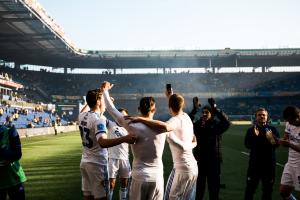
[119,187,128,200]
[108,190,113,200]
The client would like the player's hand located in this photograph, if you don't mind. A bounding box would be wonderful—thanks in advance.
[125,133,137,144]
[100,81,113,91]
[208,98,216,108]
[278,138,290,147]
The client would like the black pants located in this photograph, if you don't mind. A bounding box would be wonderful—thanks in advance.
[244,167,275,200]
[0,183,25,200]
[196,161,220,200]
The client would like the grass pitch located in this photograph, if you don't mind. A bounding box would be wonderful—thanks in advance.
[20,125,299,200]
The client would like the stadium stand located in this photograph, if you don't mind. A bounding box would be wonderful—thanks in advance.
[1,65,299,123]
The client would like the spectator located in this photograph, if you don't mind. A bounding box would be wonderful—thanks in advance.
[193,98,230,200]
[244,108,279,200]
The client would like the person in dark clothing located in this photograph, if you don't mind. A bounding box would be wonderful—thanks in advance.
[244,108,279,200]
[193,98,230,200]
[0,125,26,200]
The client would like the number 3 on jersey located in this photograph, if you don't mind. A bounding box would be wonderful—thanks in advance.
[79,126,93,148]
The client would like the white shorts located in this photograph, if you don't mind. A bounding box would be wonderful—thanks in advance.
[108,158,131,179]
[165,168,198,200]
[281,162,300,191]
[129,178,164,200]
[80,162,109,198]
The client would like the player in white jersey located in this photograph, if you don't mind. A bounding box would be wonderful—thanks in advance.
[107,108,131,200]
[279,106,300,200]
[101,81,166,200]
[79,89,136,200]
[125,90,198,200]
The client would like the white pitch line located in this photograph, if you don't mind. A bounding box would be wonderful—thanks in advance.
[241,151,284,168]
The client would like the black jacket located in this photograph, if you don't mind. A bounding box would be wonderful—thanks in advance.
[245,124,279,171]
[193,109,230,163]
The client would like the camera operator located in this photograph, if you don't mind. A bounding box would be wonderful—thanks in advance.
[193,98,230,200]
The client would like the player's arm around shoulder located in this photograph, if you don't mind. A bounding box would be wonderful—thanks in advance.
[97,131,137,148]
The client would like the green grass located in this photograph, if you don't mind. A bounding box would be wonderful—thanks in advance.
[20,125,299,200]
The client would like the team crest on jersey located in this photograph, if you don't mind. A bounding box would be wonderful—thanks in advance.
[97,124,106,132]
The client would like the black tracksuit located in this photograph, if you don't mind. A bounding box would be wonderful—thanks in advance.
[244,124,279,200]
[193,109,230,200]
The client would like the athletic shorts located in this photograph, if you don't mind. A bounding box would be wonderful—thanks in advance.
[164,168,198,200]
[108,158,131,179]
[80,162,109,199]
[129,178,164,200]
[281,162,300,191]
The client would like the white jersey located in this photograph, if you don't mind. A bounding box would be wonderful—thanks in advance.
[166,113,197,172]
[104,91,166,182]
[78,111,108,165]
[107,120,129,160]
[285,122,300,167]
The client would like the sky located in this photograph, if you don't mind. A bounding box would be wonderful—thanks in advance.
[37,0,300,51]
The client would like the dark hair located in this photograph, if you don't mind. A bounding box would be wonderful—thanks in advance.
[255,107,268,116]
[118,108,128,115]
[169,94,184,114]
[139,97,155,115]
[283,106,300,121]
[202,105,212,113]
[86,89,102,108]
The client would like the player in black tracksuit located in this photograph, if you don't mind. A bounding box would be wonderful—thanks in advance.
[244,108,279,200]
[193,98,230,200]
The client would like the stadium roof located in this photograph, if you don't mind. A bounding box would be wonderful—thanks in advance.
[1,0,300,69]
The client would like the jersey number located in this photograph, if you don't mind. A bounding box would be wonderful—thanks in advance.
[79,126,93,148]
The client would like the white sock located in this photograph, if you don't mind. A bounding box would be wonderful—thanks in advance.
[119,187,128,200]
[108,190,113,200]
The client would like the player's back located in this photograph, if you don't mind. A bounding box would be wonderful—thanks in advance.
[129,122,166,182]
[167,113,197,171]
[78,111,108,165]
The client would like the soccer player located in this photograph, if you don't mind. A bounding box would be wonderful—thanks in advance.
[193,98,230,200]
[244,108,280,200]
[278,106,300,200]
[0,125,26,200]
[101,81,166,200]
[125,91,198,200]
[78,89,136,200]
[107,108,131,200]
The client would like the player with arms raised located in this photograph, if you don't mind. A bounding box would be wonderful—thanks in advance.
[78,88,136,200]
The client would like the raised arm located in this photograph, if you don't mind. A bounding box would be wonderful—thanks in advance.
[101,82,128,129]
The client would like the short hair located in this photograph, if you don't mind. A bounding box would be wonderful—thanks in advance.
[86,89,102,108]
[169,94,184,114]
[202,105,212,113]
[118,108,128,115]
[283,106,300,121]
[139,97,155,115]
[255,107,268,116]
